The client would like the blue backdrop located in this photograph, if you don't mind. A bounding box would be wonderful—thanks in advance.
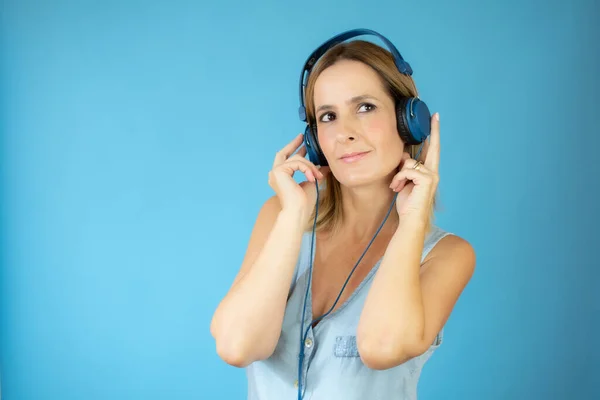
[1,0,598,399]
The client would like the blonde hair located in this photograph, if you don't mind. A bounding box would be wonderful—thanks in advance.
[302,39,438,234]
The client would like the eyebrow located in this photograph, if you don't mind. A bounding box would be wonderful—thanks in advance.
[316,94,378,114]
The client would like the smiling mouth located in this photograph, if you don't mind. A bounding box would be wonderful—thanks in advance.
[340,151,370,163]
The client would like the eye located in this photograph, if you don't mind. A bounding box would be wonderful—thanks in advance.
[318,112,336,123]
[358,103,376,113]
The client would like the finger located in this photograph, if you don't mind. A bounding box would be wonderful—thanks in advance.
[273,133,304,168]
[281,158,324,182]
[276,159,317,182]
[283,133,305,155]
[293,144,308,158]
[390,154,414,189]
[417,137,429,163]
[390,169,421,192]
[424,113,440,172]
[391,175,409,193]
[389,164,431,191]
[395,181,415,203]
[397,158,423,174]
[287,154,324,179]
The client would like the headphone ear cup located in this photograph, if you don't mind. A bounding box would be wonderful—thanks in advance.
[304,124,328,166]
[396,97,414,145]
[396,97,431,145]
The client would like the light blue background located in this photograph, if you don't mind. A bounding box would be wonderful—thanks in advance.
[1,0,598,399]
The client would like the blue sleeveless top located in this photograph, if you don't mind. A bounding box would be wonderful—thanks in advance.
[245,223,453,400]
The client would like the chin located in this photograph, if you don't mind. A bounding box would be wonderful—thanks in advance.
[333,163,396,189]
[334,170,382,188]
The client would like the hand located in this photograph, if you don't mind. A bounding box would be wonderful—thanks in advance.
[389,113,440,221]
[268,133,330,213]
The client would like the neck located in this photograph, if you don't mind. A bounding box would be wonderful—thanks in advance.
[338,179,399,242]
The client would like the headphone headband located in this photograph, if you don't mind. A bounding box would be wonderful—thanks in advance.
[298,28,413,122]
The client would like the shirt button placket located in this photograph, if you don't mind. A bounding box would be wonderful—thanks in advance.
[300,333,314,394]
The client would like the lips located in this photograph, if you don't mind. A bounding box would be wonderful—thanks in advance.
[340,151,370,163]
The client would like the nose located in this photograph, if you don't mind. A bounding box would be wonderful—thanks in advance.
[336,117,360,143]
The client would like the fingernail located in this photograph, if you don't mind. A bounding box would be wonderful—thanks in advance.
[435,113,440,121]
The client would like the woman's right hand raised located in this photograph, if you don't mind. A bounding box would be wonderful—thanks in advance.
[268,133,330,214]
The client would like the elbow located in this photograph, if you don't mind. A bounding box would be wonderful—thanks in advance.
[215,338,254,368]
[210,309,280,367]
[357,334,427,370]
[212,325,277,368]
[215,338,277,368]
[211,316,253,367]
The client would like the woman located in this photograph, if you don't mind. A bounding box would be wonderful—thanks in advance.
[210,30,476,399]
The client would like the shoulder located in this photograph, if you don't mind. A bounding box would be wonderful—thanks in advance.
[422,226,476,275]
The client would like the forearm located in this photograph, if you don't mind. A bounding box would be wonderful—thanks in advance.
[357,217,428,359]
[212,209,306,365]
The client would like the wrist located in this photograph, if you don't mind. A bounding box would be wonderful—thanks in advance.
[278,206,308,227]
[396,215,428,233]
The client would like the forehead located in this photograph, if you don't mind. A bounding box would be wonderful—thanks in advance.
[313,60,386,103]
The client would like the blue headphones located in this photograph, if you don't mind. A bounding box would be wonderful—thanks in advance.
[298,28,432,167]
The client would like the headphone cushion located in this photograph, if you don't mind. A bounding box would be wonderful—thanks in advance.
[304,124,328,166]
[396,97,415,145]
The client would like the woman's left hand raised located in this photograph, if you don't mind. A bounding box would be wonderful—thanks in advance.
[389,112,441,222]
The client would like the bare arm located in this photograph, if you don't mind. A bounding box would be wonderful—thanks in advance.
[357,217,476,370]
[210,132,327,367]
[210,196,307,367]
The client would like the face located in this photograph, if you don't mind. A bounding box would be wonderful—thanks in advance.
[312,60,404,187]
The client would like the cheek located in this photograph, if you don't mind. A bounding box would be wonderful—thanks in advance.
[364,116,402,148]
[365,118,387,138]
[316,129,333,151]
[366,117,405,171]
